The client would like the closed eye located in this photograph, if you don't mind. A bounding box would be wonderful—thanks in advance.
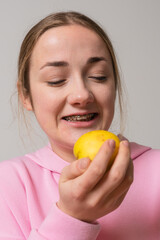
[88,76,107,81]
[47,79,66,86]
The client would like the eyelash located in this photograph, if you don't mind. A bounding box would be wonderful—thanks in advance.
[89,76,107,81]
[47,79,66,86]
[47,76,107,86]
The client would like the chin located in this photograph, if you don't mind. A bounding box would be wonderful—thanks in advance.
[70,128,99,143]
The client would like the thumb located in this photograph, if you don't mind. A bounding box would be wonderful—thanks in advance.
[60,158,91,182]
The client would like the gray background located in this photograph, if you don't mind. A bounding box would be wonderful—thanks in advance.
[0,0,160,161]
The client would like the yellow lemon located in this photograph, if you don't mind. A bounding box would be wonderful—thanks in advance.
[73,130,120,166]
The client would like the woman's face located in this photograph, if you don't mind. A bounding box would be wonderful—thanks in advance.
[24,24,116,161]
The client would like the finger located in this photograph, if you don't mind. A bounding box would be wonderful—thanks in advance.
[107,190,129,213]
[89,140,131,198]
[103,159,134,211]
[117,134,128,142]
[107,140,131,187]
[72,139,116,194]
[108,158,134,199]
[60,157,91,182]
[85,159,133,218]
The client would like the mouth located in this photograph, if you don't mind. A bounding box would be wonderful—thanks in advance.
[62,113,98,122]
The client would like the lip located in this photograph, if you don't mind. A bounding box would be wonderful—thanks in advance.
[61,111,98,118]
[61,112,99,128]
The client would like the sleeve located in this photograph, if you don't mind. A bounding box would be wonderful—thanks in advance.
[0,193,100,240]
[0,193,25,239]
[28,203,101,240]
[0,160,101,240]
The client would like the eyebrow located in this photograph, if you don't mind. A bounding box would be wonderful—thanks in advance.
[40,56,107,70]
[87,56,108,64]
[40,61,69,70]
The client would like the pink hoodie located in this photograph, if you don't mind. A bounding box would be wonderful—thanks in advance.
[0,142,160,240]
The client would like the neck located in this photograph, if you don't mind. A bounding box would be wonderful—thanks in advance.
[49,140,76,163]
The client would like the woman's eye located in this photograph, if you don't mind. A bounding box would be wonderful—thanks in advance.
[89,76,107,81]
[47,79,66,86]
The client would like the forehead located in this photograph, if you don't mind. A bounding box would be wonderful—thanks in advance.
[31,24,111,65]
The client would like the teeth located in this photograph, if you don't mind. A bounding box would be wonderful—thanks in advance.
[64,113,96,122]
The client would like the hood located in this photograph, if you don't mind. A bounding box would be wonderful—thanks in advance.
[130,142,151,160]
[27,142,152,173]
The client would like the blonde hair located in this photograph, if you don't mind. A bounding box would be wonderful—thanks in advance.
[17,11,125,133]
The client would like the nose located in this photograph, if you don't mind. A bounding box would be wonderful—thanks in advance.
[67,80,94,107]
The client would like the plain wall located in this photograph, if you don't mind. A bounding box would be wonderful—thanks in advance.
[0,0,160,161]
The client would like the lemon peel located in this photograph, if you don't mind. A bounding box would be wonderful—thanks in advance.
[73,130,120,166]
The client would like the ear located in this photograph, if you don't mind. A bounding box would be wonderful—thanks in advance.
[17,81,33,111]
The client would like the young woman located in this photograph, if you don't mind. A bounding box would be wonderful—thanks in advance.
[0,11,159,240]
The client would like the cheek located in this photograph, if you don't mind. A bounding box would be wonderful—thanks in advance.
[101,90,116,129]
[30,89,60,125]
[98,84,116,126]
[98,85,116,110]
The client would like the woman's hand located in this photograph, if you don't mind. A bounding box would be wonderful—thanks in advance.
[57,139,133,223]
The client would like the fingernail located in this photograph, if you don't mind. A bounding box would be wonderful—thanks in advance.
[118,134,127,141]
[117,134,123,140]
[122,140,129,147]
[78,158,90,170]
[108,139,115,149]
